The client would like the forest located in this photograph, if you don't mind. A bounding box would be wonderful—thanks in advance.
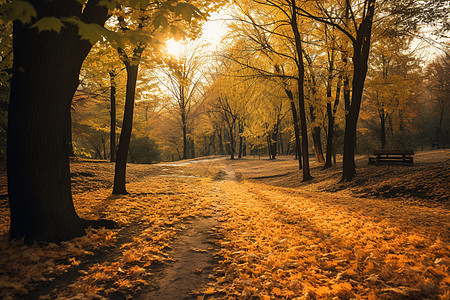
[0,0,449,299]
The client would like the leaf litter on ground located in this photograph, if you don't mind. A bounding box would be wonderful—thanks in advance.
[0,150,449,299]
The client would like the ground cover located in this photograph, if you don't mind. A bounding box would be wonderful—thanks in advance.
[0,150,448,299]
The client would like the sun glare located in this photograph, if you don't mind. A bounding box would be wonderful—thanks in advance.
[165,39,182,56]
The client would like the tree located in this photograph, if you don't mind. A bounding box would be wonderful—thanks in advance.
[323,25,343,168]
[4,0,115,243]
[302,47,325,163]
[425,52,450,149]
[206,58,255,160]
[364,35,422,150]
[157,41,206,159]
[1,0,224,242]
[77,42,126,161]
[295,0,449,180]
[226,1,315,176]
[0,20,12,159]
[110,1,224,194]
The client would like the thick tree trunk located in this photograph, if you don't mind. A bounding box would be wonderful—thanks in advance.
[109,71,117,162]
[342,51,368,181]
[7,0,113,243]
[113,64,139,194]
[190,137,195,158]
[342,0,375,182]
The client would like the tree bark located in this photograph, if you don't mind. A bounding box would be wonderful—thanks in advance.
[342,0,376,181]
[238,122,244,159]
[379,108,386,149]
[113,63,139,194]
[7,0,114,243]
[324,103,334,168]
[228,121,235,160]
[218,127,224,155]
[324,78,341,168]
[284,88,302,169]
[182,111,188,159]
[291,0,312,181]
[109,71,117,162]
[310,105,325,163]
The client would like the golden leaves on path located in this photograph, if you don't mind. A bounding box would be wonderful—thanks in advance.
[205,180,449,299]
[0,176,217,299]
[0,158,449,299]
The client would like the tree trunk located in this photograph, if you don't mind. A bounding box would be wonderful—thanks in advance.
[324,76,342,168]
[229,121,235,160]
[7,0,113,243]
[284,88,302,169]
[310,105,325,163]
[342,0,376,182]
[113,63,139,194]
[379,108,386,149]
[109,71,117,162]
[182,111,188,159]
[324,103,335,168]
[291,1,312,181]
[279,132,283,155]
[238,135,243,159]
[270,127,278,159]
[218,128,224,155]
[297,77,313,181]
[190,137,195,158]
[238,122,244,159]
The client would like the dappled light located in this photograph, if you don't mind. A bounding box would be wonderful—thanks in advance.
[165,38,183,57]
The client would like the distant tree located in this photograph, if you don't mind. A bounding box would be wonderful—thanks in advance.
[157,41,206,159]
[77,43,126,162]
[365,35,422,150]
[425,52,450,149]
[206,60,255,160]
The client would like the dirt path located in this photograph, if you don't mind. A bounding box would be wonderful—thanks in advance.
[137,211,221,299]
[135,166,240,299]
[135,168,230,299]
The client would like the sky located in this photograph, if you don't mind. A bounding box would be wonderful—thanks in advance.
[165,11,230,56]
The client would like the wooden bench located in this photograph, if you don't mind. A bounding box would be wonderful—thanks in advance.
[368,150,414,165]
